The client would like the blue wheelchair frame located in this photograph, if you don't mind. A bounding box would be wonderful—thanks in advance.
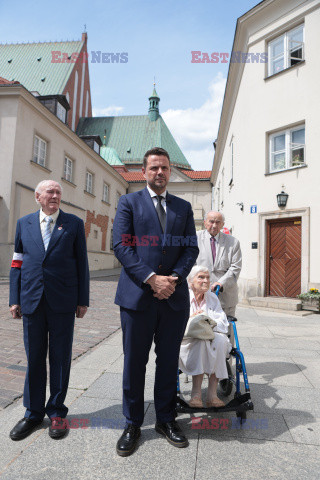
[176,286,253,422]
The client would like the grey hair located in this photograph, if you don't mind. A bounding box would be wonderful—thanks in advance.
[187,265,210,284]
[34,180,63,204]
[204,210,225,222]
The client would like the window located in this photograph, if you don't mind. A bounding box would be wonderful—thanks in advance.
[93,141,100,154]
[33,135,47,166]
[64,157,73,182]
[103,183,109,203]
[85,171,93,194]
[268,24,304,76]
[269,125,305,173]
[56,102,66,123]
[116,191,121,208]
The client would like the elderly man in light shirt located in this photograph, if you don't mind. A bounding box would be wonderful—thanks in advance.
[196,211,242,317]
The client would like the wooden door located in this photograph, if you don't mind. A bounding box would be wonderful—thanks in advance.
[266,218,301,297]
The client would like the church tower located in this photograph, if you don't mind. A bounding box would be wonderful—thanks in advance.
[148,84,160,121]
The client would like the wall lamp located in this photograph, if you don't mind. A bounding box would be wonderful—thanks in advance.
[277,190,289,208]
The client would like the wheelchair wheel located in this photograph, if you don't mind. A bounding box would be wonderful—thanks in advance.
[219,360,233,397]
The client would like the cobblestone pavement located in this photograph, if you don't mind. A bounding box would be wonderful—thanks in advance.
[0,275,121,410]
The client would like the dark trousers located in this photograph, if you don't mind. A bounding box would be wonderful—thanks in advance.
[22,295,75,420]
[120,299,189,426]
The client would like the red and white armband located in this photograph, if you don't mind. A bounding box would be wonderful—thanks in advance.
[11,252,23,268]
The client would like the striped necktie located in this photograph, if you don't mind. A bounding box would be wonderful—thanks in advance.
[43,216,53,250]
[210,236,216,265]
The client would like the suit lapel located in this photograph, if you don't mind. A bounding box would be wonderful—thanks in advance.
[165,192,176,235]
[27,212,45,254]
[141,187,165,236]
[45,210,68,257]
[204,230,214,271]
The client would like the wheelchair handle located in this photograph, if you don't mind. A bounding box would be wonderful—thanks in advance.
[213,284,223,296]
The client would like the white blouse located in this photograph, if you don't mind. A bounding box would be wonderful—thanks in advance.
[189,289,229,334]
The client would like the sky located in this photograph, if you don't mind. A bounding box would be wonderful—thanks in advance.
[0,0,260,170]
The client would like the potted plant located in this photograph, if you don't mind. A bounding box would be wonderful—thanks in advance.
[298,288,320,311]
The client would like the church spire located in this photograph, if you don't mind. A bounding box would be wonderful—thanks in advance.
[148,81,160,121]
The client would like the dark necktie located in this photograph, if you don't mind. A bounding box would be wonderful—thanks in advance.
[210,236,216,265]
[155,195,166,232]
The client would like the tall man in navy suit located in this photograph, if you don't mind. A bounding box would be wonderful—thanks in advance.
[9,180,89,440]
[113,147,199,456]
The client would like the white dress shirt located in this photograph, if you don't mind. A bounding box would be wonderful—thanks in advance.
[146,185,167,212]
[39,209,60,242]
[143,187,167,283]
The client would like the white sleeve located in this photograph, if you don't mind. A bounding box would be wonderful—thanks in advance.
[206,292,229,334]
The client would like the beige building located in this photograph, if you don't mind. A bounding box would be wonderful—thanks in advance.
[211,0,319,303]
[0,81,128,275]
[121,168,212,231]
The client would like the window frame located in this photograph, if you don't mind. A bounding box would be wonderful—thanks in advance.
[85,171,94,194]
[115,191,121,209]
[64,156,73,183]
[56,102,66,123]
[102,182,110,203]
[269,125,305,173]
[33,135,47,167]
[268,24,304,77]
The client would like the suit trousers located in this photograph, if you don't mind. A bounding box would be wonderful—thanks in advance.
[120,299,189,426]
[22,294,75,420]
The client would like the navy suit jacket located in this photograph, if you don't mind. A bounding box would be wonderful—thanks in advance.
[113,187,199,311]
[9,210,90,315]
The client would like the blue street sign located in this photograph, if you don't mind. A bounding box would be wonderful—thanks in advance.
[250,205,257,214]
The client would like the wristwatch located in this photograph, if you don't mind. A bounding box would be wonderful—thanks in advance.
[171,272,183,285]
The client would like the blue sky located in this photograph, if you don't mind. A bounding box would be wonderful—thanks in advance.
[0,0,260,169]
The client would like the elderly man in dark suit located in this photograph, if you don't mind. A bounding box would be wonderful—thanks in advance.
[113,147,199,456]
[9,180,89,440]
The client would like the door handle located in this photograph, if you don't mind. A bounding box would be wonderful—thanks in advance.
[270,255,273,260]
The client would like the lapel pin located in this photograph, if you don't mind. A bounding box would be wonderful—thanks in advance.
[58,225,63,230]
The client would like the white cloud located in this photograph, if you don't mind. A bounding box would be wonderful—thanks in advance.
[93,105,124,116]
[162,73,226,171]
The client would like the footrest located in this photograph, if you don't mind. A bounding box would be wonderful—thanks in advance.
[176,393,253,414]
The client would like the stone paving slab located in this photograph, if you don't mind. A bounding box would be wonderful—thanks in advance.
[1,301,320,479]
[0,276,121,409]
[284,414,320,446]
[195,437,320,480]
[244,383,320,416]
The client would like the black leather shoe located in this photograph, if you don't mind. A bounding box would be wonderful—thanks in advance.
[49,417,68,439]
[155,421,189,448]
[116,424,141,457]
[10,418,43,441]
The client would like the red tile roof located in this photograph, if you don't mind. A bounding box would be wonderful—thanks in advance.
[118,169,212,182]
[0,77,20,85]
[181,170,211,179]
[119,171,145,182]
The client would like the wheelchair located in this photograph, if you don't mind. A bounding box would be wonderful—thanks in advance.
[176,286,253,423]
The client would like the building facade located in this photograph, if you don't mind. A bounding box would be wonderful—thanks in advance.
[0,32,92,131]
[211,0,319,302]
[0,82,127,275]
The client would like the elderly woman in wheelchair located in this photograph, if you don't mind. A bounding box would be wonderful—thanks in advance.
[179,265,231,408]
